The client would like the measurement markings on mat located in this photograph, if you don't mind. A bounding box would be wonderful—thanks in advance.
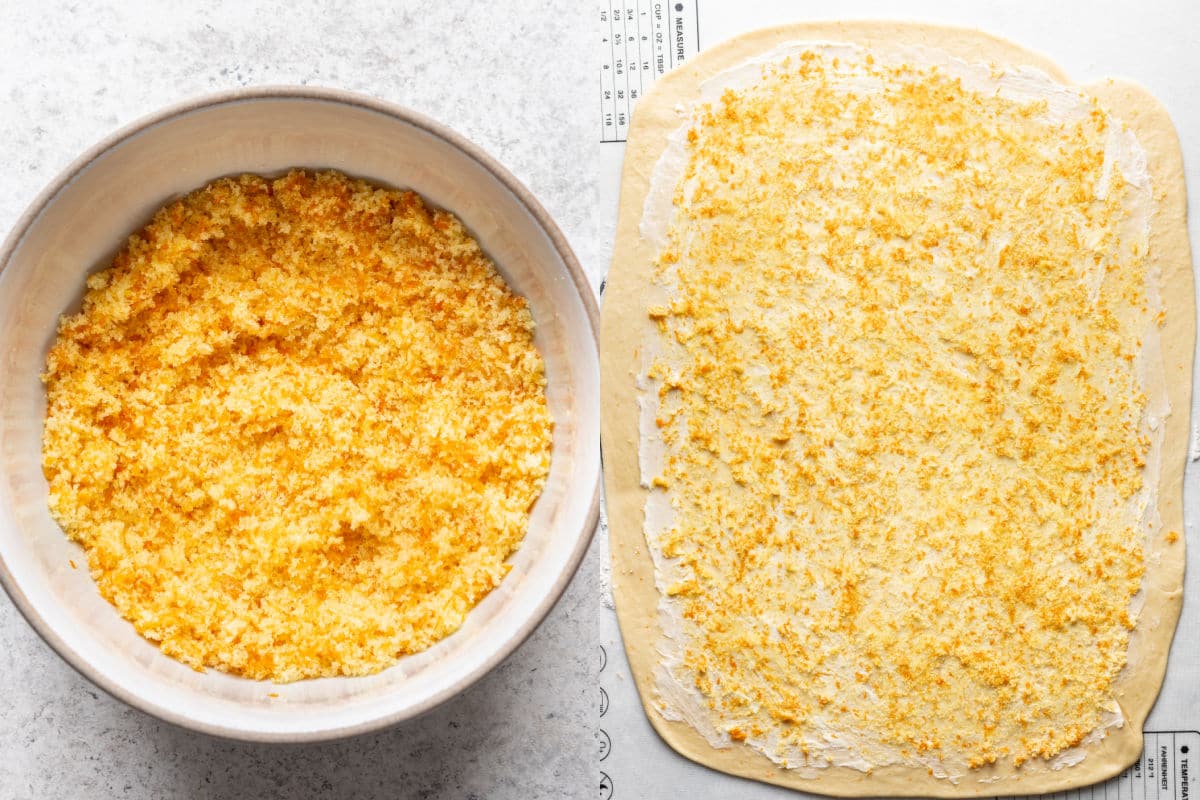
[599,642,613,798]
[599,0,699,143]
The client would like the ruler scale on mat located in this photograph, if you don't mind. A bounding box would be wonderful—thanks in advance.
[599,0,699,142]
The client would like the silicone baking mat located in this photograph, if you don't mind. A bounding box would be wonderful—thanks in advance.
[597,2,1200,797]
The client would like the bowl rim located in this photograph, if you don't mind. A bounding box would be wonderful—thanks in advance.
[0,85,601,743]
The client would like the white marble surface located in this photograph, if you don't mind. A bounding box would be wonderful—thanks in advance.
[0,2,600,798]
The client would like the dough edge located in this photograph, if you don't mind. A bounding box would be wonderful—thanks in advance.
[599,20,1194,797]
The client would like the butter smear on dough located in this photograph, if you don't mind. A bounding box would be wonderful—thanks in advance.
[637,45,1165,778]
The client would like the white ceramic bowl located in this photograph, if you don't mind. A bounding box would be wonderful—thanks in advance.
[0,87,600,741]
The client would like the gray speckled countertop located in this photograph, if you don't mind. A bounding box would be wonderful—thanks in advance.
[0,2,600,798]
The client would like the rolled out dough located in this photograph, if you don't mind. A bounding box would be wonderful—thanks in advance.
[600,21,1193,797]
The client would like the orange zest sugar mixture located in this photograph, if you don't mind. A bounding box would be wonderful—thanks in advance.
[644,52,1158,771]
[42,170,552,682]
